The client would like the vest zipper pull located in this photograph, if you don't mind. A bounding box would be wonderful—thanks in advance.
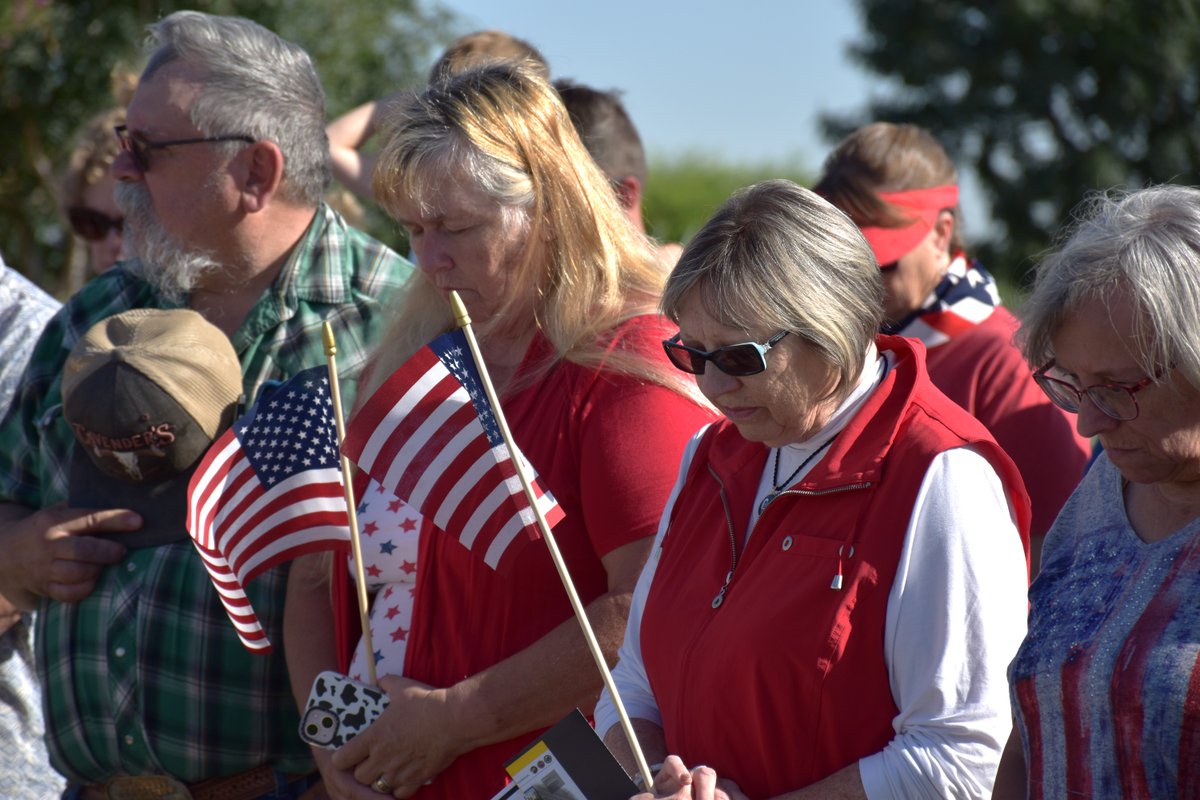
[831,545,854,590]
[712,570,733,608]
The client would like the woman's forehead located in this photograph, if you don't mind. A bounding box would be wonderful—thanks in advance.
[402,169,493,219]
[1051,291,1144,370]
[675,280,757,327]
[676,293,761,341]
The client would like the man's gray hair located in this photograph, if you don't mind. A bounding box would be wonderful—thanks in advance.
[661,179,884,396]
[142,11,331,206]
[1020,184,1200,388]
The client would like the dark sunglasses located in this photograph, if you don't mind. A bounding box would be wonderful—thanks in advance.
[114,124,255,172]
[663,331,790,377]
[67,206,124,241]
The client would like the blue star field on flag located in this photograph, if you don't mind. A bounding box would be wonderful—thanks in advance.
[238,372,340,483]
[433,336,503,448]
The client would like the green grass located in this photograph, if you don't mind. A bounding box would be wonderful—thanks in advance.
[643,152,811,245]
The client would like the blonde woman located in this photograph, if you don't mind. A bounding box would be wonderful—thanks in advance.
[284,62,713,800]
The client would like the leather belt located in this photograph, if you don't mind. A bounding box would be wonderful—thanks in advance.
[78,766,315,800]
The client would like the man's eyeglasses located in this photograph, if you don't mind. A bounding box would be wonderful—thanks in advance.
[1033,360,1156,421]
[663,331,789,377]
[67,207,124,241]
[114,125,255,172]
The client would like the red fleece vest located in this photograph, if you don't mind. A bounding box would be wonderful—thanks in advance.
[640,335,1030,799]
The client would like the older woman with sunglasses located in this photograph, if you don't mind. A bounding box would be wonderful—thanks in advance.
[993,185,1200,798]
[596,179,1032,800]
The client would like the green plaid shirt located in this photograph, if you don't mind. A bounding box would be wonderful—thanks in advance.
[0,205,412,784]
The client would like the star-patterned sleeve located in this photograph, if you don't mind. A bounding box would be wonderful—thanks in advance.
[346,477,423,680]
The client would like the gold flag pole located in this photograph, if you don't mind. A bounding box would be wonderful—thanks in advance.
[323,321,377,686]
[448,292,654,789]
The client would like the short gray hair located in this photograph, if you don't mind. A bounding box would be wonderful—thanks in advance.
[661,179,884,395]
[142,11,331,206]
[1020,184,1200,388]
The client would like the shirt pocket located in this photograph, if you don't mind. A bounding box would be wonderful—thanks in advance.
[761,531,878,674]
[35,402,71,501]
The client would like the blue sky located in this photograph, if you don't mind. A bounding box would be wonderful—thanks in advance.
[435,0,992,236]
[436,1,876,173]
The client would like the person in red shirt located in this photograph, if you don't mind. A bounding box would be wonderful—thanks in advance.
[283,62,713,800]
[815,122,1090,570]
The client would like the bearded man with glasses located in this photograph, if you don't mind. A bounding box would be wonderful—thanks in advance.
[0,11,411,800]
[995,185,1200,798]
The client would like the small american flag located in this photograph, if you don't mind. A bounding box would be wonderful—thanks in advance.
[342,328,562,575]
[187,366,351,651]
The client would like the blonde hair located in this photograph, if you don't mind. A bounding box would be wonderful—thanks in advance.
[368,62,697,401]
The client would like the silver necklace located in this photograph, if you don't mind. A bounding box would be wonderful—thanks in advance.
[758,437,835,514]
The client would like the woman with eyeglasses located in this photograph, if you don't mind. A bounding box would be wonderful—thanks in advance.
[814,123,1091,572]
[993,185,1200,798]
[595,180,1032,800]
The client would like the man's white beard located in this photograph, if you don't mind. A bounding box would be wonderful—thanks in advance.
[115,182,220,303]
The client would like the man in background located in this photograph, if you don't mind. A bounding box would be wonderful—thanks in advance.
[556,79,681,266]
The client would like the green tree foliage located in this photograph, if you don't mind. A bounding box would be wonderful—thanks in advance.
[0,0,455,297]
[643,153,811,246]
[825,0,1200,282]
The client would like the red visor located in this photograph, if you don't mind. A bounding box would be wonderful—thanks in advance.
[858,185,960,267]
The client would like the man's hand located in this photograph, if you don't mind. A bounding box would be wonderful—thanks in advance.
[0,593,22,637]
[0,505,138,608]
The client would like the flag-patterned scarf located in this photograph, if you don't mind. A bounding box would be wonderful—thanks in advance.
[884,254,1001,347]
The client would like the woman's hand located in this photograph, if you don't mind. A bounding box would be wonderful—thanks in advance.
[330,674,470,797]
[632,756,748,800]
[309,745,377,800]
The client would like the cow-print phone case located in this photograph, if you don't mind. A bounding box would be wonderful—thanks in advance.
[298,670,390,749]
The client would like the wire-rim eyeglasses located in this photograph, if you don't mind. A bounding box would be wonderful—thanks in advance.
[1033,360,1156,421]
[114,124,255,172]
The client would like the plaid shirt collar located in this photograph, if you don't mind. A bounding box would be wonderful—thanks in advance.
[273,203,357,309]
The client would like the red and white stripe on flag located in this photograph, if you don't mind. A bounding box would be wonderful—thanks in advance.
[342,328,562,575]
[186,366,351,652]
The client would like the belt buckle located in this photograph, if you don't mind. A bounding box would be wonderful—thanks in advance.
[105,775,193,800]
